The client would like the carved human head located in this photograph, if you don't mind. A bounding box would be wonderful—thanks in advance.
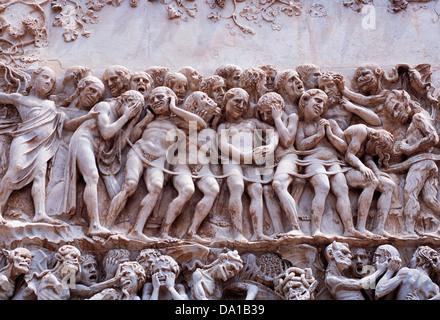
[199,75,226,106]
[215,64,242,90]
[184,91,218,123]
[221,87,250,120]
[130,71,153,100]
[211,250,243,282]
[145,66,170,88]
[324,241,352,272]
[30,67,57,97]
[150,255,180,287]
[298,88,328,120]
[351,247,370,279]
[238,67,267,104]
[136,249,162,279]
[55,245,82,276]
[163,72,188,104]
[103,65,131,98]
[383,89,414,124]
[365,128,395,168]
[77,76,105,109]
[256,92,285,126]
[274,69,304,103]
[78,253,99,286]
[102,249,130,281]
[116,90,144,120]
[317,71,343,106]
[260,65,278,92]
[148,86,178,115]
[373,244,401,270]
[296,63,321,90]
[3,247,32,276]
[178,66,203,92]
[117,261,146,294]
[353,63,383,96]
[409,246,439,274]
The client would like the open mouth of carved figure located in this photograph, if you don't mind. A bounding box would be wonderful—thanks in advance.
[89,274,97,281]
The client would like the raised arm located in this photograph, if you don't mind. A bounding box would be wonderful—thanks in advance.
[341,88,387,109]
[341,98,382,126]
[273,108,298,149]
[96,101,133,140]
[169,96,207,131]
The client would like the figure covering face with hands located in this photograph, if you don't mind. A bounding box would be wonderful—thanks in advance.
[104,86,206,241]
[295,89,363,238]
[62,90,145,237]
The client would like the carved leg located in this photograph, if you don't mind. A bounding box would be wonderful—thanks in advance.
[158,169,195,240]
[187,175,219,243]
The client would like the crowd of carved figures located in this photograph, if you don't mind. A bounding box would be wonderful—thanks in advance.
[2,242,440,300]
[1,61,440,299]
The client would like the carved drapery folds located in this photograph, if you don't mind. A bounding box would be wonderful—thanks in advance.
[0,61,437,300]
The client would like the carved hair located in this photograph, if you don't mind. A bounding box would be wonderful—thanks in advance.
[55,245,81,262]
[221,87,249,111]
[296,63,321,82]
[298,88,328,118]
[366,128,395,168]
[102,249,130,270]
[274,69,301,97]
[118,261,146,289]
[61,75,105,107]
[62,66,92,87]
[103,65,131,91]
[151,255,180,277]
[260,65,278,73]
[145,66,170,87]
[30,67,56,96]
[215,64,242,80]
[183,91,214,114]
[412,246,438,271]
[79,253,97,265]
[199,75,225,96]
[257,92,285,113]
[163,72,188,89]
[374,244,401,262]
[238,67,266,93]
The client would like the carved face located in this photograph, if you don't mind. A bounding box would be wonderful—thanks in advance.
[130,72,152,100]
[137,251,160,279]
[215,259,241,282]
[170,77,188,103]
[332,242,352,272]
[150,88,172,115]
[79,82,104,109]
[152,260,175,287]
[265,69,277,92]
[303,92,326,121]
[225,92,248,120]
[384,93,412,124]
[120,265,140,293]
[356,67,378,95]
[258,104,275,126]
[319,79,340,105]
[226,70,242,90]
[187,69,202,92]
[283,73,304,100]
[351,248,369,278]
[12,249,32,275]
[198,92,218,121]
[305,67,321,89]
[80,258,98,286]
[33,69,56,97]
[104,69,125,97]
[61,247,81,275]
[211,80,226,105]
[373,248,391,270]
